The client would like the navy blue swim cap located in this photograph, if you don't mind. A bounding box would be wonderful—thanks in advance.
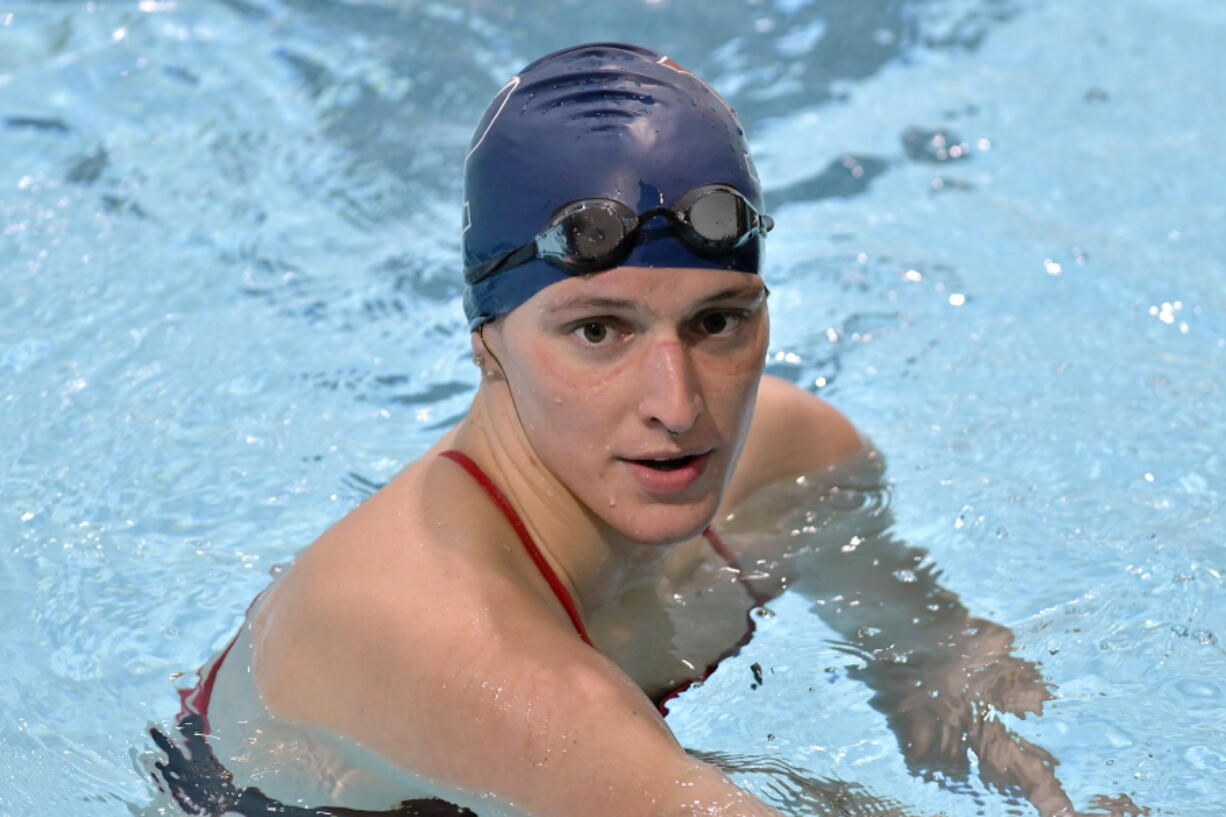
[462,42,765,328]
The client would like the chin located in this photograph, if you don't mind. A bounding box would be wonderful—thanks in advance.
[606,500,718,546]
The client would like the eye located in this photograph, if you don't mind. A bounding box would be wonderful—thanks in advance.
[696,310,745,337]
[573,321,613,345]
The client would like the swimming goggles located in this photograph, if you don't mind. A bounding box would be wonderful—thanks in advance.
[463,184,774,284]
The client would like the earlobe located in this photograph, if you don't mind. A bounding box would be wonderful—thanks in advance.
[469,334,486,370]
[471,326,505,381]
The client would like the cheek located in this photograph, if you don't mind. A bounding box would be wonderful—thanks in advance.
[508,347,613,454]
[518,342,629,407]
[704,315,770,378]
[700,324,769,420]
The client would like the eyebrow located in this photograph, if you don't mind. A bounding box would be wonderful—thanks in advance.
[695,284,768,307]
[545,295,640,314]
[544,283,767,315]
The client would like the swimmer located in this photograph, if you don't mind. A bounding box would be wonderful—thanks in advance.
[153,43,1098,817]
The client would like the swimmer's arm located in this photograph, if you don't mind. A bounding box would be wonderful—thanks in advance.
[778,522,1074,814]
[724,375,1030,665]
[719,376,963,648]
[258,567,783,817]
[722,483,1078,814]
[717,380,1080,815]
[828,537,1084,813]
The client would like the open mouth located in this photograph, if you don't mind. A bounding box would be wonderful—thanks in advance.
[629,454,701,472]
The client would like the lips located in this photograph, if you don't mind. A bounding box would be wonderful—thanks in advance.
[620,450,713,495]
[627,454,700,472]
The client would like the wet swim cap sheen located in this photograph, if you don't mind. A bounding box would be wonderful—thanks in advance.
[461,42,765,328]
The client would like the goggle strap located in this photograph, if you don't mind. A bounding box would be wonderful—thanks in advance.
[465,242,538,285]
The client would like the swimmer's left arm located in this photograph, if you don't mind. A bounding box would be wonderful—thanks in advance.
[758,514,1078,816]
[719,377,1086,816]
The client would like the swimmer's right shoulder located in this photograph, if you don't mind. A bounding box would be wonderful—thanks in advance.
[244,456,699,815]
[247,476,762,816]
[247,449,534,721]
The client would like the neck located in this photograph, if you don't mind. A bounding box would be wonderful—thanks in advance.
[451,380,670,619]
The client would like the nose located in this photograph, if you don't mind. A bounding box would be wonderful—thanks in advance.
[637,339,703,437]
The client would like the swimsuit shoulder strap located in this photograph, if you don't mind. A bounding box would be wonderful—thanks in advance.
[439,449,593,646]
[701,526,775,607]
[653,527,774,716]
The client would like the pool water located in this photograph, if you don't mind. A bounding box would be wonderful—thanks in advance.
[2,1,1223,815]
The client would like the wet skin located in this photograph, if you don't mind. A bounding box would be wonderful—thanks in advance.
[477,265,771,547]
[236,265,1105,816]
[249,266,815,817]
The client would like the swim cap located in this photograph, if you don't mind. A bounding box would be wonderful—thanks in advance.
[461,42,765,328]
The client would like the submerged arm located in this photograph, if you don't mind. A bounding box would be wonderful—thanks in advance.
[721,456,1079,816]
[722,380,1080,815]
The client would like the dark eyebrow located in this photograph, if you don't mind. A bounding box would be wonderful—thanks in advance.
[695,283,768,307]
[544,282,767,315]
[545,296,641,314]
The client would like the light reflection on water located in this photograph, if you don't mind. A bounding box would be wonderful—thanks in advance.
[1,0,1224,815]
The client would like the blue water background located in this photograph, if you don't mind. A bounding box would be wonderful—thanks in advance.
[1,0,1223,815]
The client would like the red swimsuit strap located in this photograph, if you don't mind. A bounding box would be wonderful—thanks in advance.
[177,634,238,732]
[440,449,776,717]
[701,526,775,607]
[652,526,775,716]
[439,449,594,646]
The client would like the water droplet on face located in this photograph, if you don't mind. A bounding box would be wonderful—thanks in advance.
[607,497,617,507]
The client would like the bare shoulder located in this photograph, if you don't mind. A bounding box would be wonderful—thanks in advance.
[246,460,759,816]
[250,453,523,720]
[723,374,864,509]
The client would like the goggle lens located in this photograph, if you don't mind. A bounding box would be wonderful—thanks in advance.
[568,205,630,259]
[540,202,636,271]
[687,189,746,246]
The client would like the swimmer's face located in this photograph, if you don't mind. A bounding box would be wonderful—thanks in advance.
[486,266,769,545]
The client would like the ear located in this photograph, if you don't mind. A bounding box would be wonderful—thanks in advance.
[470,326,505,380]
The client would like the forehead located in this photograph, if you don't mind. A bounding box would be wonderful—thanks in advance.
[524,266,765,318]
